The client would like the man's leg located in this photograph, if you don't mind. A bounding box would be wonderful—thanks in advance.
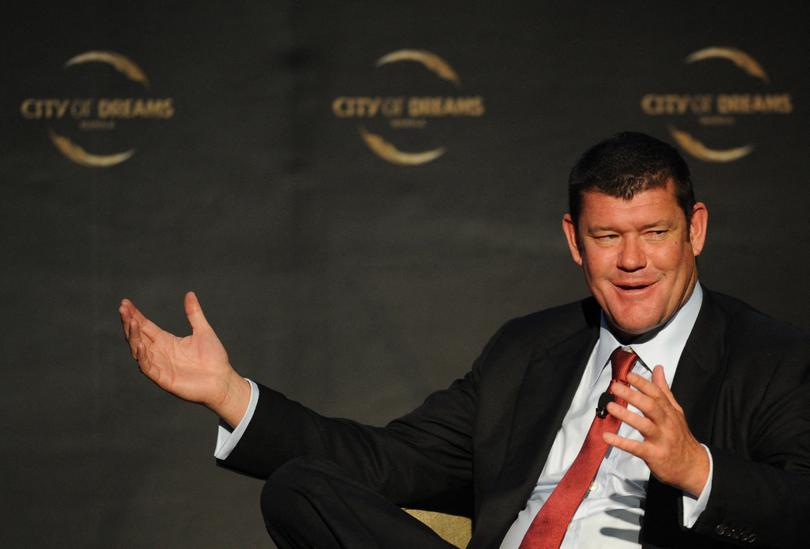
[261,456,457,549]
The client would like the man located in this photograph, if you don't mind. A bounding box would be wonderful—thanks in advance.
[120,132,810,548]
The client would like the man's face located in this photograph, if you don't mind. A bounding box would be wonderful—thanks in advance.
[562,182,708,337]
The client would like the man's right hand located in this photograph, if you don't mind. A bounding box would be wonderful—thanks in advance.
[119,291,251,428]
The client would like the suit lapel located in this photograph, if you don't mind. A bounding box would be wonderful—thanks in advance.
[473,310,599,547]
[670,289,728,443]
[642,289,728,547]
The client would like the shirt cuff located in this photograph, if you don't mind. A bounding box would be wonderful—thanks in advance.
[214,378,259,460]
[681,444,713,528]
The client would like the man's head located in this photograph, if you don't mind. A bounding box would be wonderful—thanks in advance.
[562,132,708,338]
[568,132,696,227]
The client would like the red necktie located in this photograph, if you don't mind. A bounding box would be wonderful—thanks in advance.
[519,347,638,549]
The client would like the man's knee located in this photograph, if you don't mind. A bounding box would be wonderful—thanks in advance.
[260,456,341,524]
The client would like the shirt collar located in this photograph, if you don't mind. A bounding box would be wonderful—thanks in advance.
[592,283,704,387]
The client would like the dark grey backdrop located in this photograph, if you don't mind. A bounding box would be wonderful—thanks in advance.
[2,2,808,547]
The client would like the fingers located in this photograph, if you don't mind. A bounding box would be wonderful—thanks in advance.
[609,368,681,429]
[119,298,162,341]
[610,380,663,423]
[184,291,212,333]
[623,368,683,415]
[625,372,663,397]
[128,316,142,360]
[603,432,646,458]
[119,298,140,341]
[606,367,706,493]
[653,365,683,412]
[606,401,657,437]
[119,298,165,366]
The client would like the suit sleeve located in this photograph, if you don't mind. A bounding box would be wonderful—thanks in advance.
[217,322,510,515]
[690,341,810,548]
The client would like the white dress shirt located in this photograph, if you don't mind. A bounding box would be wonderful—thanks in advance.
[216,285,712,548]
[499,284,711,548]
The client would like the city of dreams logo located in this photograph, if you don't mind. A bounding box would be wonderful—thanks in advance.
[19,51,174,168]
[641,47,793,162]
[332,49,485,166]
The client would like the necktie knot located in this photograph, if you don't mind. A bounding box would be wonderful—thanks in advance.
[610,347,637,383]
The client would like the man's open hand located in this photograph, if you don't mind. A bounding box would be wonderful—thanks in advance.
[603,366,710,497]
[119,291,250,427]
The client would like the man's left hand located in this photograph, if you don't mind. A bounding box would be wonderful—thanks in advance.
[603,365,710,497]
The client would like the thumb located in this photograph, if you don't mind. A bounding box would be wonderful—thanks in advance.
[184,291,212,333]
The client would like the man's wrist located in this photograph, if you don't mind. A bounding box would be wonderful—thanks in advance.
[211,369,251,428]
[683,442,710,497]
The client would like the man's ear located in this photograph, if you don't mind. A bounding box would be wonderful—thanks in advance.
[562,213,583,266]
[689,202,708,257]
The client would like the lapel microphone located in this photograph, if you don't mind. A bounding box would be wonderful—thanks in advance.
[595,391,614,418]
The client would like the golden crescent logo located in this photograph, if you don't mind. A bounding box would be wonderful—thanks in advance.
[48,129,135,168]
[669,127,753,163]
[685,47,769,83]
[376,49,461,87]
[642,46,793,163]
[65,51,151,88]
[359,127,445,166]
[332,49,484,167]
[19,50,174,168]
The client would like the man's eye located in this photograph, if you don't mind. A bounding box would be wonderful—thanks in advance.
[645,230,668,239]
[594,234,618,241]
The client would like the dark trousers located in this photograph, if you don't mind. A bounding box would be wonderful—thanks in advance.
[261,457,457,549]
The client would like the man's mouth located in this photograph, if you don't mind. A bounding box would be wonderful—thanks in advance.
[613,280,657,293]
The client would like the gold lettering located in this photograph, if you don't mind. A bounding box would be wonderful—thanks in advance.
[70,99,93,118]
[716,95,729,114]
[381,97,404,117]
[132,99,148,117]
[332,97,352,117]
[20,99,40,118]
[641,95,662,115]
[24,99,70,119]
[468,96,485,116]
[698,115,735,126]
[758,94,792,114]
[163,98,175,118]
[407,97,423,117]
[364,97,378,117]
[22,99,71,119]
[79,119,115,130]
[693,95,712,114]
[98,98,114,118]
[442,97,461,115]
[406,97,485,117]
[96,98,175,119]
[409,97,436,117]
[641,95,713,115]
[782,94,794,113]
[668,95,689,115]
[332,97,392,117]
[53,99,70,118]
[390,118,426,128]
[717,94,793,114]
[335,96,484,119]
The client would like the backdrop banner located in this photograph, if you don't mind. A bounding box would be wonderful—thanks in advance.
[1,2,808,547]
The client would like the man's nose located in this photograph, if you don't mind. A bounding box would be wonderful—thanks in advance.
[617,236,646,271]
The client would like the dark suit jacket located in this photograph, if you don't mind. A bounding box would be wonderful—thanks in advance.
[220,290,810,548]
